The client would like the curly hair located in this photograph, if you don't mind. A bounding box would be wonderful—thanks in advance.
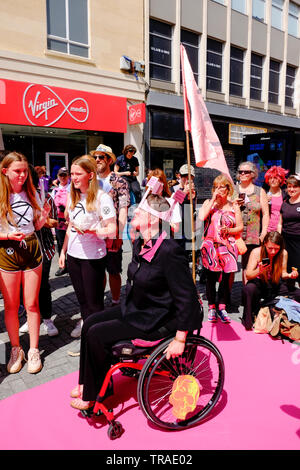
[264,166,289,186]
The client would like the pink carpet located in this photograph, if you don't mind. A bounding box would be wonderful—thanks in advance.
[0,321,300,450]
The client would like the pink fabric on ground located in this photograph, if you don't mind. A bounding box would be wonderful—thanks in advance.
[0,321,299,450]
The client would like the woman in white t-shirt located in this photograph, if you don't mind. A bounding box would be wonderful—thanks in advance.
[0,152,50,374]
[59,156,116,334]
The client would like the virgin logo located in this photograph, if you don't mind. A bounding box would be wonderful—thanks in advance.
[23,84,89,127]
[129,107,142,122]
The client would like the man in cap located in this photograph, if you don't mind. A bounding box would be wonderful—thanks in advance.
[90,144,130,306]
[114,144,142,203]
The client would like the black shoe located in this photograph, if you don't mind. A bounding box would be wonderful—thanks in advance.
[55,267,67,276]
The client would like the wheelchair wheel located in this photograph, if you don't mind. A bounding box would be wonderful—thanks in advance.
[137,335,224,430]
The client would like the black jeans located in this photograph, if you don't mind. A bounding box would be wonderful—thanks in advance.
[242,278,300,330]
[79,306,176,401]
[67,254,106,321]
[206,270,231,307]
[55,228,66,256]
[39,257,52,320]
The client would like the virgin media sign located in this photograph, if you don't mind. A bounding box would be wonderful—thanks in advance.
[0,78,127,133]
[128,103,146,125]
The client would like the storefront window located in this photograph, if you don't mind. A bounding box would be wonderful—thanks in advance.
[180,29,199,84]
[250,53,263,101]
[206,38,223,93]
[47,0,89,58]
[230,46,244,97]
[269,59,281,104]
[285,65,296,108]
[150,19,172,82]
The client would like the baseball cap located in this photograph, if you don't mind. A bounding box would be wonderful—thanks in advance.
[57,167,68,176]
[179,164,195,177]
[90,144,116,162]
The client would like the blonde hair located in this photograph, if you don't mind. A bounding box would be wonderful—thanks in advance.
[0,152,41,228]
[70,155,99,212]
[212,174,234,197]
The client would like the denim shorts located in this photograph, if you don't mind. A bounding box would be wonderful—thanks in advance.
[0,234,42,272]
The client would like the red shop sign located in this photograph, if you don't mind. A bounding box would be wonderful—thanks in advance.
[128,103,146,125]
[0,78,127,133]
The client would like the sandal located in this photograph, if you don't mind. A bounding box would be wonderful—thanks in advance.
[70,397,95,411]
[70,384,83,398]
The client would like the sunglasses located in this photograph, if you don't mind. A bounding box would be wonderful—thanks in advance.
[238,170,252,175]
[93,155,107,160]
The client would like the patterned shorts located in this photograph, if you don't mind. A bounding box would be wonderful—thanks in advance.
[0,234,42,272]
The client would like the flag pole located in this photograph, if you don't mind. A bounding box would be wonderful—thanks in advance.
[185,129,196,284]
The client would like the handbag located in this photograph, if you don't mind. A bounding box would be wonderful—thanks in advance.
[235,236,247,255]
[253,306,272,334]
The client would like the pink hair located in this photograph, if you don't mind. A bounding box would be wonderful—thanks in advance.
[264,166,289,186]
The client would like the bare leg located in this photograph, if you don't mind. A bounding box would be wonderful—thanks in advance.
[0,271,22,347]
[22,265,42,349]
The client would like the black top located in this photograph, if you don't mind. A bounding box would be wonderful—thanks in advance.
[281,199,300,236]
[122,236,203,332]
[116,154,139,182]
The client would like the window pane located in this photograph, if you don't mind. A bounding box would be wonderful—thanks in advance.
[250,88,261,100]
[269,71,279,92]
[150,35,172,67]
[207,38,222,54]
[270,60,280,72]
[231,46,243,60]
[47,0,66,38]
[269,92,278,104]
[47,38,68,53]
[251,53,262,67]
[230,60,243,84]
[69,44,89,57]
[69,0,88,44]
[150,64,171,81]
[288,16,298,36]
[230,83,243,96]
[232,0,246,13]
[181,29,198,46]
[207,52,222,79]
[184,44,198,73]
[253,0,265,21]
[150,19,171,37]
[206,77,222,92]
[272,0,283,30]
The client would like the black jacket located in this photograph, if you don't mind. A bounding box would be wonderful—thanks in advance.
[122,236,203,332]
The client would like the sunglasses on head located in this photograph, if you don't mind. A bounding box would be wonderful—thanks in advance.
[239,170,252,175]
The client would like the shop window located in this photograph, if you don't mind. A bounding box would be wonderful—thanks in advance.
[250,53,263,101]
[230,46,244,97]
[285,65,296,108]
[46,0,89,58]
[268,59,281,104]
[288,2,299,37]
[232,0,246,14]
[271,0,284,30]
[180,29,200,84]
[149,19,172,82]
[206,38,223,93]
[253,0,265,22]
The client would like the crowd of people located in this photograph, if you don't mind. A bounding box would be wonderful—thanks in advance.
[0,145,300,412]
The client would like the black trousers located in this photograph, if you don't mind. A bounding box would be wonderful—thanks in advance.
[206,270,231,307]
[67,254,106,321]
[55,228,66,256]
[39,257,52,320]
[79,306,176,401]
[242,278,300,330]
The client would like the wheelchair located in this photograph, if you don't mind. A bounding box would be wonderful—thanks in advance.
[80,332,225,440]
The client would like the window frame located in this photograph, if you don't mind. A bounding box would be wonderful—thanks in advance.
[149,19,173,82]
[268,59,281,104]
[252,0,266,22]
[288,2,299,37]
[250,53,263,101]
[46,0,89,58]
[180,29,200,85]
[285,65,296,108]
[271,0,284,31]
[206,38,223,93]
[229,46,244,97]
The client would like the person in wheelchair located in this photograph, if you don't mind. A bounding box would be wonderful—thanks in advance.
[70,180,203,411]
[242,230,300,330]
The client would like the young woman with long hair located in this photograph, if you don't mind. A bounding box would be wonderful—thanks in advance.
[58,155,116,337]
[242,231,300,330]
[0,152,50,374]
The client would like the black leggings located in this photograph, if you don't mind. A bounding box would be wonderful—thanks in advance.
[242,278,300,330]
[206,270,231,307]
[67,254,106,321]
[79,306,177,401]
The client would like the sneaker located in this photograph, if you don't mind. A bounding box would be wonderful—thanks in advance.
[71,319,83,338]
[19,321,29,333]
[27,348,42,374]
[208,308,218,322]
[7,346,25,374]
[218,309,231,323]
[42,319,59,337]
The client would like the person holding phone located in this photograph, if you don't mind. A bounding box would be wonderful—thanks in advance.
[241,231,300,330]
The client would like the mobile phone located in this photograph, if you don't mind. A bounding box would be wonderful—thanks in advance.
[239,193,245,201]
[262,257,270,265]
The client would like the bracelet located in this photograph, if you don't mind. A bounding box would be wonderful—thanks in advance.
[174,337,186,344]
